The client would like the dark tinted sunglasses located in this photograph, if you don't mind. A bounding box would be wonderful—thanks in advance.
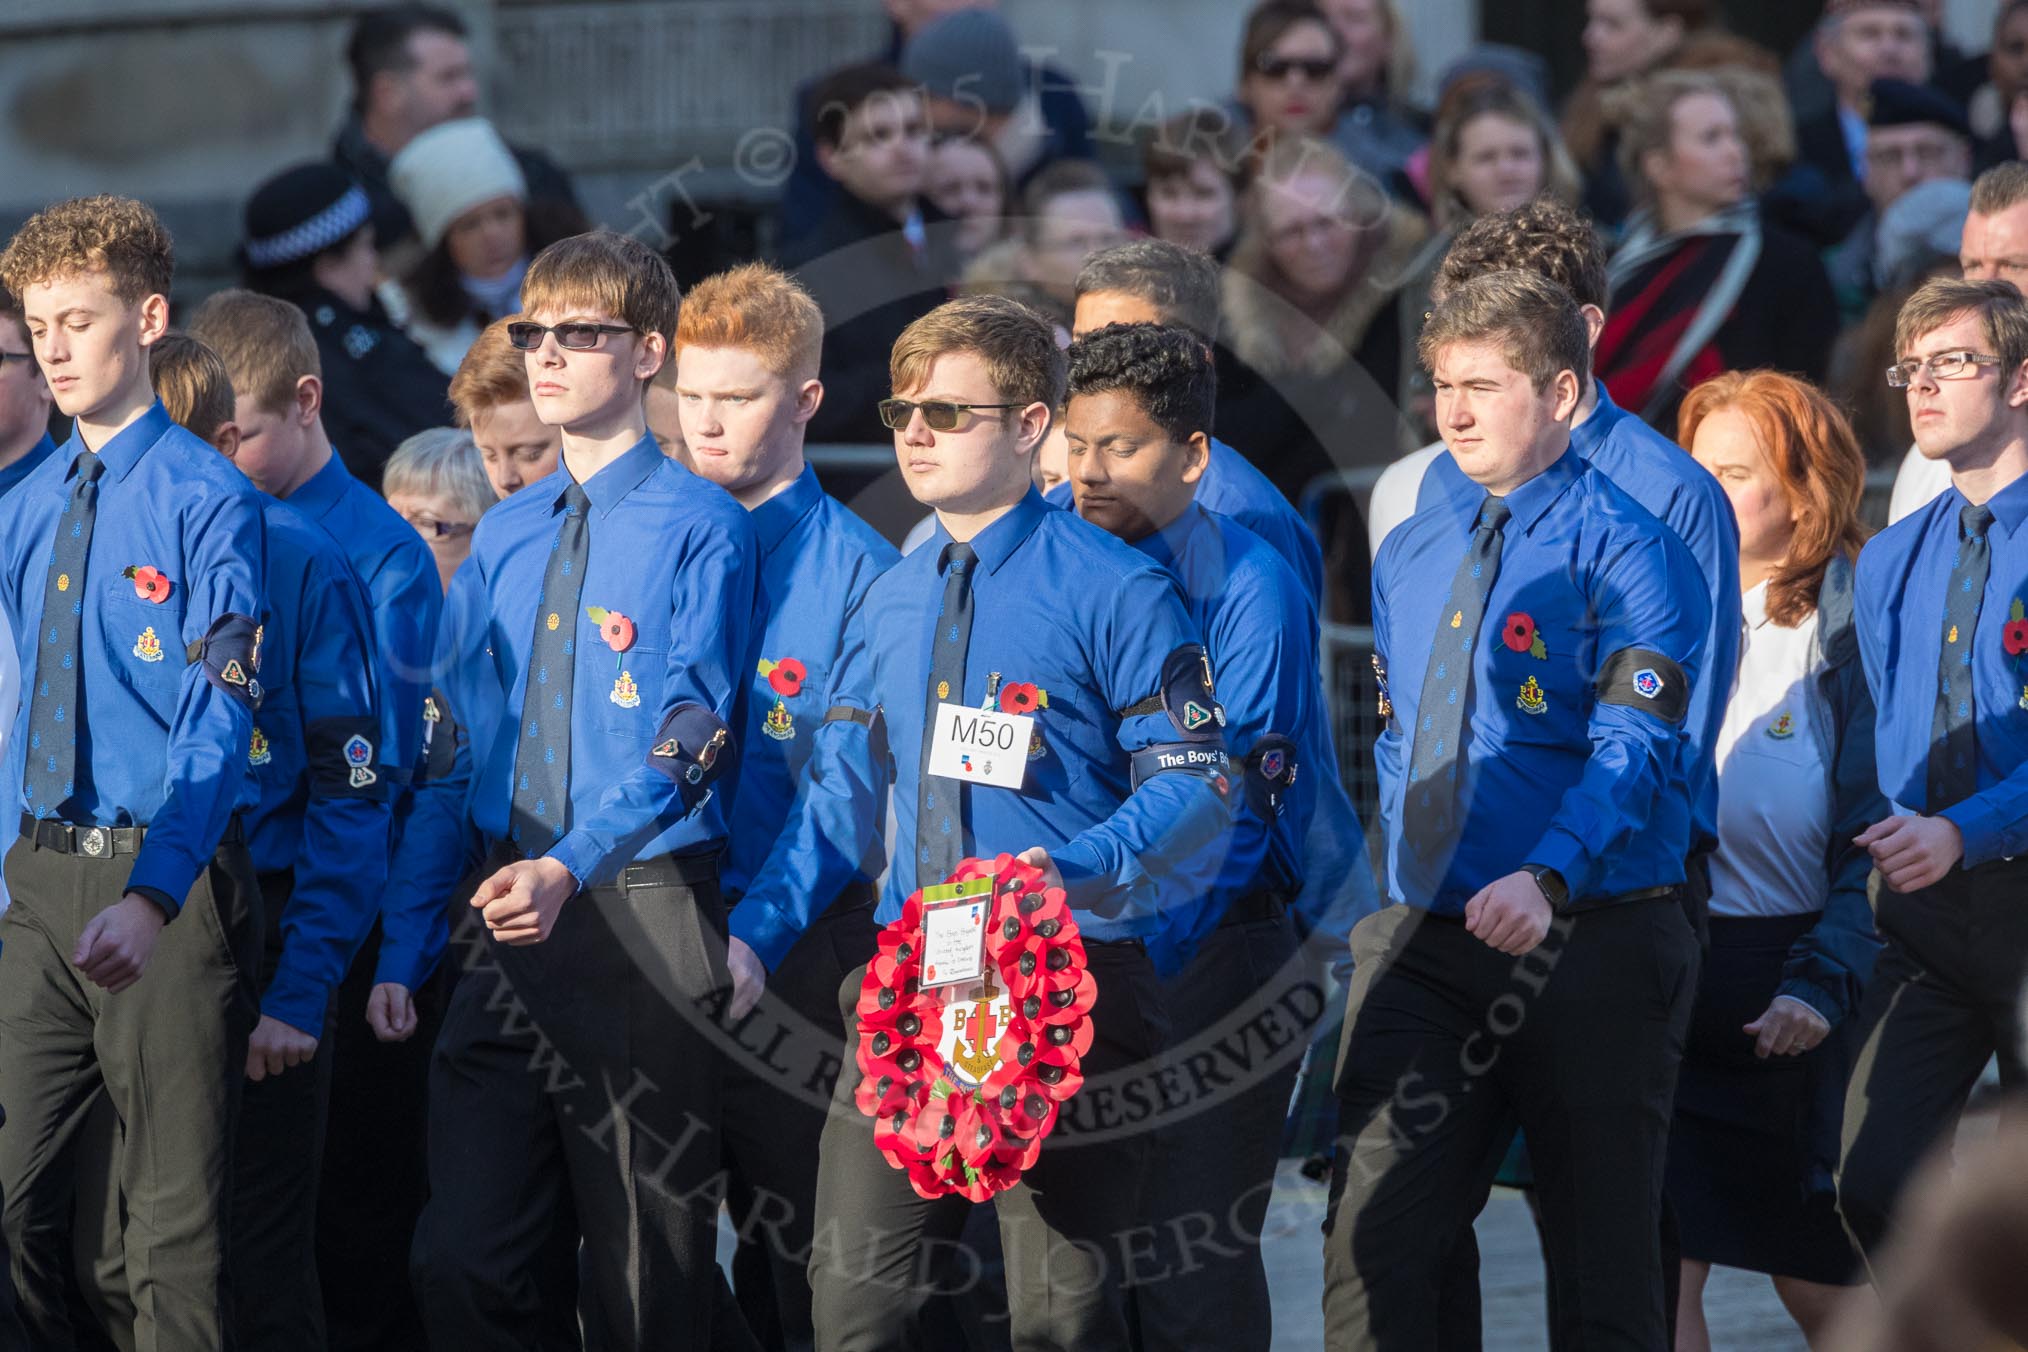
[506,322,635,351]
[1256,54,1337,82]
[877,398,1023,432]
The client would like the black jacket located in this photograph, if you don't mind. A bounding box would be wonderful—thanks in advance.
[297,285,453,491]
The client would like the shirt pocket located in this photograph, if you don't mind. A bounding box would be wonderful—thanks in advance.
[99,575,188,701]
[590,606,667,740]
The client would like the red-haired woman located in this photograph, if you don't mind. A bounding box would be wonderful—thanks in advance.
[1673,370,1884,1349]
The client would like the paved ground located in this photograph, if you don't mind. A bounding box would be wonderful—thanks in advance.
[1262,1164,1810,1350]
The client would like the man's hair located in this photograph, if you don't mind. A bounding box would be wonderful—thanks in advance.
[1065,323,1216,445]
[383,426,495,524]
[148,334,238,445]
[1971,161,2028,218]
[449,317,532,428]
[807,64,920,151]
[520,231,682,354]
[674,263,824,382]
[1019,160,1118,247]
[1141,106,1251,189]
[1074,240,1222,342]
[1418,269,1589,393]
[1894,276,2028,377]
[1436,196,1609,310]
[187,289,322,415]
[347,4,466,106]
[0,284,24,349]
[0,196,174,305]
[891,295,1065,412]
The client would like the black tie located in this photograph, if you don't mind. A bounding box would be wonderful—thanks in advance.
[1404,495,1510,859]
[1928,501,1994,812]
[509,481,590,853]
[23,451,103,819]
[917,542,976,886]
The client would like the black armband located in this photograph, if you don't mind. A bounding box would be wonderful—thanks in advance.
[647,703,735,811]
[415,689,459,786]
[1596,649,1689,724]
[824,704,889,766]
[1121,644,1226,739]
[1130,742,1232,793]
[308,715,387,798]
[1240,734,1299,818]
[185,613,263,710]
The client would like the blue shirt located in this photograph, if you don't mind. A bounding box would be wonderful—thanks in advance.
[1377,448,1709,913]
[1419,384,1741,849]
[1133,504,1377,972]
[284,453,440,784]
[737,488,1231,957]
[245,500,388,1033]
[1856,472,2028,867]
[373,559,503,991]
[461,437,760,885]
[0,434,54,502]
[1,402,266,911]
[1198,439,1325,612]
[725,464,897,908]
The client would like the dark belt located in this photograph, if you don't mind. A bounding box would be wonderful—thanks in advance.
[1216,888,1291,929]
[1565,882,1680,913]
[21,811,243,858]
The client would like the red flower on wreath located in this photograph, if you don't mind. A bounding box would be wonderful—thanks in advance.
[1502,612,1547,659]
[999,682,1045,715]
[2006,620,2028,657]
[763,657,807,697]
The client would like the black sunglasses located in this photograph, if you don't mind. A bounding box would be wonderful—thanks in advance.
[0,350,32,368]
[1256,54,1337,82]
[506,322,635,352]
[877,398,1024,432]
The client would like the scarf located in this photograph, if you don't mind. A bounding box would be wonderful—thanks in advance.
[1599,199,1762,426]
[462,256,529,322]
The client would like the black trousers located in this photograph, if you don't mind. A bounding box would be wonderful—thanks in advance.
[806,940,1170,1352]
[0,1107,26,1352]
[1838,858,2028,1267]
[409,847,733,1351]
[716,893,878,1352]
[1131,905,1313,1352]
[1323,898,1698,1352]
[317,918,452,1352]
[0,830,261,1352]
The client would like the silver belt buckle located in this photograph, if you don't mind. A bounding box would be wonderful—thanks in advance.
[80,827,108,858]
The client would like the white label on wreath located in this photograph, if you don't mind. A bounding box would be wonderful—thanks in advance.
[921,877,992,990]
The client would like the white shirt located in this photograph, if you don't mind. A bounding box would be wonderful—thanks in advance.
[1366,441,1442,562]
[1708,581,1833,919]
[0,605,15,912]
[1888,442,1953,524]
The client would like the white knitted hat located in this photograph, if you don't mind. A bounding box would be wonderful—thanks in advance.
[388,117,528,249]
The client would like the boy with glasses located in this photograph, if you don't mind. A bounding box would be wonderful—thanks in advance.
[738,294,1232,1349]
[404,230,761,1348]
[1839,277,2028,1266]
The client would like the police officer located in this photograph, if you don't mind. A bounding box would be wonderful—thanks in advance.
[0,195,267,1349]
[1839,277,2028,1266]
[238,162,452,490]
[1324,270,1706,1350]
[665,263,898,1350]
[403,231,761,1349]
[738,295,1232,1349]
[1061,321,1375,1351]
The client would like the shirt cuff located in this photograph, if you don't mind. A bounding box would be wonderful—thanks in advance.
[1937,799,2000,870]
[259,968,332,1039]
[372,942,439,994]
[544,834,598,892]
[1050,838,1111,910]
[125,884,181,923]
[729,895,803,973]
[1522,829,1593,902]
[1773,983,1836,1030]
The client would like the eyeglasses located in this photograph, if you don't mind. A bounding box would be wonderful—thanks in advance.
[403,515,477,539]
[1255,54,1337,83]
[877,398,1023,432]
[0,350,32,369]
[506,322,635,352]
[1885,350,2004,387]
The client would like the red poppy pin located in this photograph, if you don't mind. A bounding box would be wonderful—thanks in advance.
[1502,612,1547,659]
[2007,599,2028,657]
[122,565,172,604]
[585,606,636,653]
[760,657,807,698]
[999,682,1048,715]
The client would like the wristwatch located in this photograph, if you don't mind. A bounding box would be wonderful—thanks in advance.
[1523,864,1568,911]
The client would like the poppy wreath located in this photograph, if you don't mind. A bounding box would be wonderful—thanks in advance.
[853,852,1095,1202]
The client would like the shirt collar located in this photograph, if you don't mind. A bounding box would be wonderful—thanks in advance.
[567,433,664,519]
[1569,382,1627,458]
[1743,578,1772,630]
[1499,445,1582,535]
[287,452,353,520]
[748,462,824,555]
[931,486,1051,576]
[1133,501,1210,572]
[70,401,171,482]
[1973,469,2028,537]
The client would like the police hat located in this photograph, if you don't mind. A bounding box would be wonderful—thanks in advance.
[242,163,373,271]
